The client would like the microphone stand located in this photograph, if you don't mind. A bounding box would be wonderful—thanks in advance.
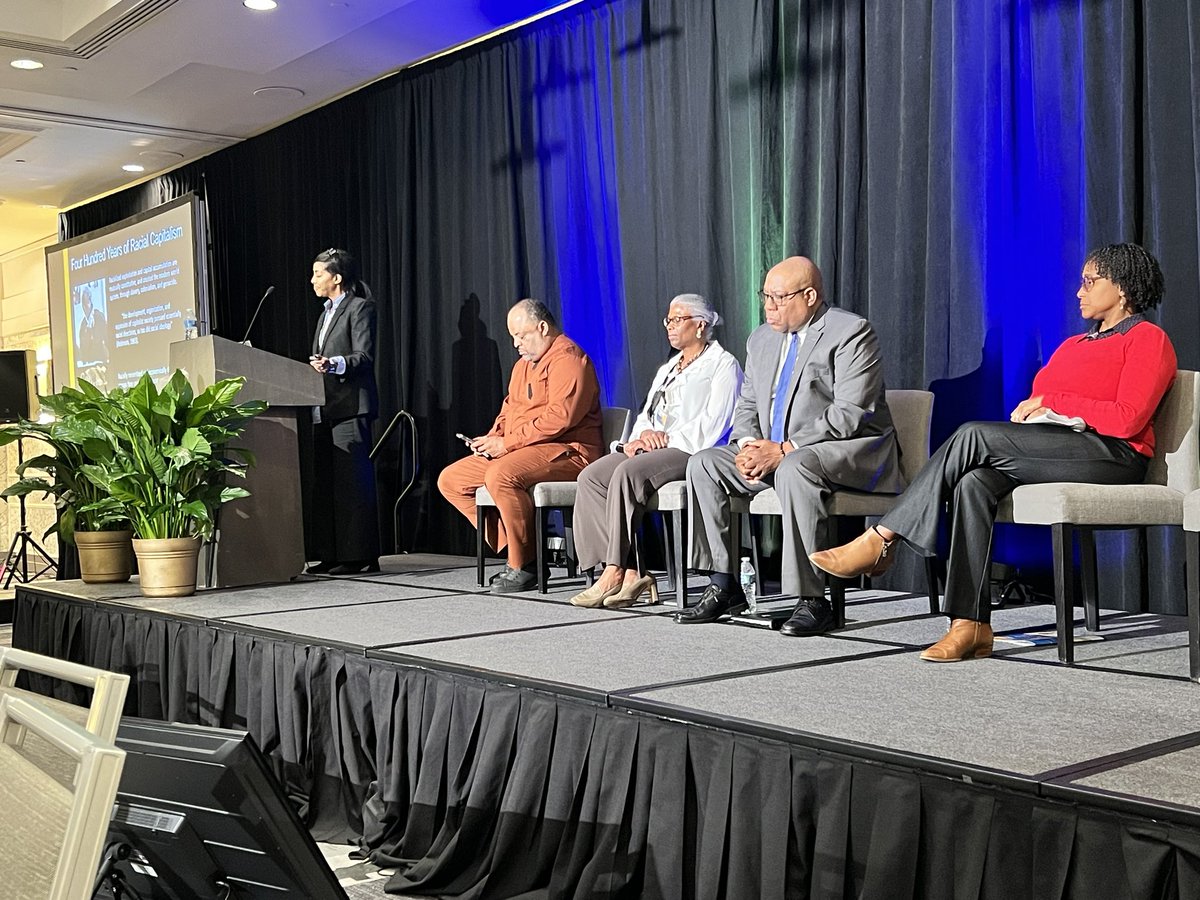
[239,286,276,345]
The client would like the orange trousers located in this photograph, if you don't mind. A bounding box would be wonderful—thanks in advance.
[437,444,590,568]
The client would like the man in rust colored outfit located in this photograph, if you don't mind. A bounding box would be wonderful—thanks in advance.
[438,298,604,593]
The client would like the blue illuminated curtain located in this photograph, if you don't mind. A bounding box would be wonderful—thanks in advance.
[63,0,1200,599]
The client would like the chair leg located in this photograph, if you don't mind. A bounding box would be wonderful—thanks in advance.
[1051,523,1075,665]
[1187,530,1200,683]
[564,509,578,578]
[924,556,941,615]
[674,510,688,609]
[748,515,764,587]
[829,579,846,628]
[660,514,677,592]
[536,508,548,593]
[476,507,486,586]
[1079,528,1100,632]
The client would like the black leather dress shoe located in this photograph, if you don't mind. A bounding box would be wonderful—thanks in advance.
[780,597,835,636]
[673,584,747,625]
[328,560,381,576]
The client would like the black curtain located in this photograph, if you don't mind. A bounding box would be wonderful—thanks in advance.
[16,589,1200,899]
[62,0,1200,606]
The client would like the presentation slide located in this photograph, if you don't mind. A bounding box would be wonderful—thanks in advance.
[45,194,209,392]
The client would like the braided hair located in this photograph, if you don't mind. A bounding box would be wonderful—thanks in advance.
[1085,243,1165,314]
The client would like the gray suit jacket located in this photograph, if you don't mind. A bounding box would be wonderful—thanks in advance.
[733,304,904,493]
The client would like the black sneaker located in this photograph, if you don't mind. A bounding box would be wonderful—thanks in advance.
[490,565,539,594]
[779,597,835,636]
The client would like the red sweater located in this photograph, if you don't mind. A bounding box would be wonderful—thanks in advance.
[1031,320,1177,456]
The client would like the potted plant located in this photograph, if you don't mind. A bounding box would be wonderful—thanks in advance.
[0,383,133,583]
[80,371,266,597]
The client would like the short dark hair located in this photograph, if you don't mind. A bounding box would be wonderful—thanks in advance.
[313,248,363,295]
[1086,243,1165,313]
[512,298,558,329]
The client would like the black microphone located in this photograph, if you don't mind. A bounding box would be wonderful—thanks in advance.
[240,285,276,345]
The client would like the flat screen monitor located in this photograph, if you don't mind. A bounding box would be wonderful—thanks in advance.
[44,193,210,393]
[100,718,347,899]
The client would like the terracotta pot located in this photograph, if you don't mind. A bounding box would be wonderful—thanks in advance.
[74,529,133,584]
[132,536,202,598]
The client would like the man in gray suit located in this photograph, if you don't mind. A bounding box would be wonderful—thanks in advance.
[677,256,903,634]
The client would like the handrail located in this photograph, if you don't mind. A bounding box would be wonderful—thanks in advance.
[370,410,419,554]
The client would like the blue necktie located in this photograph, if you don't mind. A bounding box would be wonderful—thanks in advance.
[770,333,799,442]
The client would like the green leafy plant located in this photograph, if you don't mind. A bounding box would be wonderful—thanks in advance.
[77,371,266,540]
[0,382,129,543]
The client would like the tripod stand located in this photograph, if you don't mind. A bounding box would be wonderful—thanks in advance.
[2,435,57,589]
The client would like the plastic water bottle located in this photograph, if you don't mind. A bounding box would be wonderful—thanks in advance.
[183,308,199,340]
[739,556,757,613]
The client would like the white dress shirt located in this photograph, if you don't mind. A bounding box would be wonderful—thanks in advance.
[622,340,743,455]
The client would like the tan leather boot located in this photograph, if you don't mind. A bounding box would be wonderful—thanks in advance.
[920,619,994,662]
[809,526,896,578]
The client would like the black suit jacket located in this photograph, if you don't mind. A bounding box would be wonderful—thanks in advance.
[312,290,379,423]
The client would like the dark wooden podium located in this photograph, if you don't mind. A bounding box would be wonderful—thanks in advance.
[170,336,323,587]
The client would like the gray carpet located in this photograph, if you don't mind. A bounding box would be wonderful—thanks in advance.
[994,612,1194,678]
[386,614,890,692]
[225,593,639,647]
[1064,743,1200,808]
[624,651,1200,777]
[112,579,451,619]
[836,596,1064,645]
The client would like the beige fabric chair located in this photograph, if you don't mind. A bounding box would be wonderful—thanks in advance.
[735,390,937,626]
[0,694,125,900]
[997,369,1200,665]
[475,407,632,591]
[0,647,129,743]
[0,648,130,789]
[643,480,690,607]
[1184,490,1200,682]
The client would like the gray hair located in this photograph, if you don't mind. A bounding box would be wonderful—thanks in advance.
[670,293,721,342]
[510,298,559,329]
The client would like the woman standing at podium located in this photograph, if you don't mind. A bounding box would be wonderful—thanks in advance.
[303,248,381,575]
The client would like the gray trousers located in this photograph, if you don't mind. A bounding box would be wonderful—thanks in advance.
[687,444,833,597]
[573,449,691,571]
[879,421,1147,622]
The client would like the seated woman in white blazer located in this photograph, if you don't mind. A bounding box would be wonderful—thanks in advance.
[570,294,743,608]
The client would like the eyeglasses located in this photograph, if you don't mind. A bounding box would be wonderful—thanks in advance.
[662,315,697,328]
[757,289,806,308]
[1079,274,1106,292]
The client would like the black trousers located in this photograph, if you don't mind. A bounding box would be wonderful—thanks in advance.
[879,421,1147,622]
[304,414,381,564]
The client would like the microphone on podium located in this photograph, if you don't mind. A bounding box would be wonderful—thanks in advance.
[240,285,276,345]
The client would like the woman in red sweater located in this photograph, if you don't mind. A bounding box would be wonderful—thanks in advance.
[810,243,1177,662]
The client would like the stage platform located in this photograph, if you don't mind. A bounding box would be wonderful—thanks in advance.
[13,554,1200,898]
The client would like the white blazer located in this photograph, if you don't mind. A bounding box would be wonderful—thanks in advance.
[621,340,743,455]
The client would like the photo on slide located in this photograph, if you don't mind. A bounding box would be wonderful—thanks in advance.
[74,278,110,387]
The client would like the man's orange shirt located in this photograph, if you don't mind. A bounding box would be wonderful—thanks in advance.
[489,333,603,460]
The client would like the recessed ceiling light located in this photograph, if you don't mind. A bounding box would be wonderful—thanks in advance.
[253,85,305,99]
[10,59,43,70]
[243,0,278,10]
[122,164,146,173]
[139,150,185,162]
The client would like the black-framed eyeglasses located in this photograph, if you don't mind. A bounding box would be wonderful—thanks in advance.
[757,289,806,308]
[1079,274,1105,292]
[662,315,697,328]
